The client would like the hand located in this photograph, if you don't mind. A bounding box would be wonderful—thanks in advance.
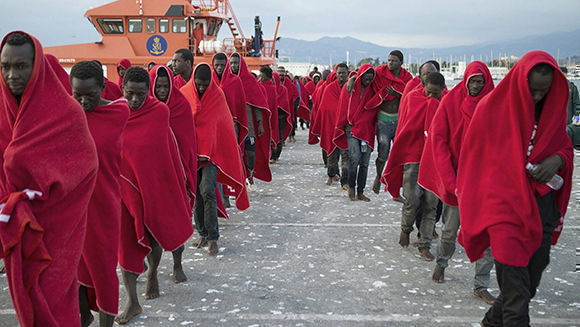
[198,155,209,162]
[257,123,264,136]
[386,85,397,96]
[529,155,563,183]
[346,76,356,94]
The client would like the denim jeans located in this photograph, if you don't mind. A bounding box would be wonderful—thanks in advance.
[436,204,494,290]
[376,120,397,163]
[346,130,371,194]
[194,164,219,241]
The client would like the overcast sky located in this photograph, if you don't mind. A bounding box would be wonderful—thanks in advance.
[0,0,578,48]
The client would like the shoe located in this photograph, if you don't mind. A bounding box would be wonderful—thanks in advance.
[332,175,340,182]
[372,176,381,194]
[341,185,349,191]
[356,193,370,202]
[207,241,219,256]
[398,231,410,248]
[326,177,333,186]
[348,187,356,201]
[418,248,435,261]
[474,289,496,305]
[192,237,207,248]
[269,159,277,164]
[432,264,445,283]
[432,230,439,239]
[223,196,231,208]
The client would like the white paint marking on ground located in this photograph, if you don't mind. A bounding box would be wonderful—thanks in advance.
[224,222,580,230]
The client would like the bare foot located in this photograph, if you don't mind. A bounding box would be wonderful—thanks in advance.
[115,303,142,325]
[144,273,159,299]
[192,236,207,248]
[173,266,187,283]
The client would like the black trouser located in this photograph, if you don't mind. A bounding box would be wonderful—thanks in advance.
[245,136,256,172]
[482,192,560,327]
[194,165,219,241]
[271,110,287,160]
[415,199,443,237]
[327,149,349,186]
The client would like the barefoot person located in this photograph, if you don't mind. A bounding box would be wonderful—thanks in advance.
[71,61,129,327]
[382,72,445,261]
[457,51,573,326]
[116,67,193,324]
[0,31,98,326]
[149,64,198,283]
[181,63,250,256]
[271,71,292,163]
[418,61,496,304]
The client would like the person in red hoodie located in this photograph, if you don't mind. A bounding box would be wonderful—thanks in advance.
[382,72,445,261]
[0,31,98,327]
[418,61,496,305]
[369,50,413,194]
[70,60,129,327]
[457,51,573,326]
[171,48,194,90]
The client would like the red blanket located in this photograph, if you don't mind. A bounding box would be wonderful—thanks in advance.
[418,62,494,206]
[116,58,131,88]
[283,75,300,125]
[174,74,187,90]
[150,65,197,208]
[381,88,440,198]
[402,76,420,99]
[457,51,573,266]
[0,31,98,327]
[333,64,377,150]
[45,54,72,95]
[231,54,272,182]
[78,99,129,315]
[213,55,249,147]
[368,66,412,108]
[181,63,250,211]
[119,96,193,274]
[311,79,344,155]
[260,80,279,145]
[273,72,293,142]
[102,78,123,101]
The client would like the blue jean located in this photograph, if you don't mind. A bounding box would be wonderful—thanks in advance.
[376,120,397,163]
[194,164,219,241]
[346,129,371,194]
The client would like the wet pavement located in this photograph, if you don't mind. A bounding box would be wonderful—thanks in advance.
[1,128,579,326]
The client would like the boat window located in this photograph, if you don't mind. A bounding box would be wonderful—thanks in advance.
[160,19,169,33]
[146,19,155,33]
[213,21,223,36]
[207,20,216,36]
[97,18,124,34]
[128,19,143,33]
[172,19,187,33]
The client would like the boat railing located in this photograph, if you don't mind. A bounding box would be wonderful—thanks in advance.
[222,37,249,56]
[190,0,226,15]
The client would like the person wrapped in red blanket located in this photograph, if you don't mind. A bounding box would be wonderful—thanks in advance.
[172,48,194,90]
[116,66,193,325]
[259,67,279,153]
[456,51,573,326]
[417,61,497,303]
[0,31,98,327]
[181,63,250,256]
[366,51,413,194]
[382,72,446,261]
[270,72,292,162]
[149,64,198,282]
[229,53,271,183]
[69,61,130,327]
[333,64,377,201]
[116,58,131,88]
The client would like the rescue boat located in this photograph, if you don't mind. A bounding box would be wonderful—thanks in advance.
[45,0,280,80]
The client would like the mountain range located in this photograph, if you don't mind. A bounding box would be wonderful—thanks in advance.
[277,28,580,65]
